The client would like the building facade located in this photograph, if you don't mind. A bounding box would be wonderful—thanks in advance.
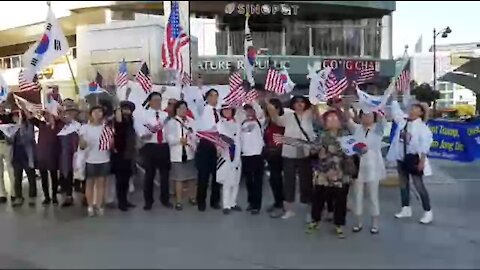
[0,1,396,98]
[411,42,480,108]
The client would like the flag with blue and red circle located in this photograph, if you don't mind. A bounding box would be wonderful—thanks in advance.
[243,16,255,87]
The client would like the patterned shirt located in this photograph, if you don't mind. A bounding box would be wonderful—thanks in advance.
[312,129,356,187]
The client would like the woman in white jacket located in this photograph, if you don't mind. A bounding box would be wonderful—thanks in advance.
[216,103,242,215]
[346,109,386,234]
[387,93,434,225]
[165,101,197,211]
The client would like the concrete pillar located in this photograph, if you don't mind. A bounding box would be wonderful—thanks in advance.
[105,9,112,24]
[360,19,366,57]
[281,27,286,55]
[227,26,233,56]
[308,26,313,56]
[380,14,393,59]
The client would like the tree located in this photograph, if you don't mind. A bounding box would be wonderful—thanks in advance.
[411,83,440,107]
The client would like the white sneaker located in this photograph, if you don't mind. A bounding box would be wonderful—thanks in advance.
[281,211,296,220]
[87,207,95,217]
[419,210,433,224]
[394,206,412,219]
[97,207,105,216]
[305,212,312,224]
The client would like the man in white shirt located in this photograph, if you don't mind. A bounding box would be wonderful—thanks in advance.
[137,92,172,211]
[241,103,265,215]
[195,89,221,212]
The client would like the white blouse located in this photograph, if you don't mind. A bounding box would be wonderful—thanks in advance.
[387,101,433,176]
[165,116,196,162]
[349,119,386,182]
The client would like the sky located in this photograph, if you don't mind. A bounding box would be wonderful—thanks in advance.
[392,1,480,57]
[0,1,480,58]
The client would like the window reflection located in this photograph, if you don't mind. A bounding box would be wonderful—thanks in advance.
[193,16,384,57]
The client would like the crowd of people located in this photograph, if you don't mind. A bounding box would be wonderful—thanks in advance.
[0,84,435,239]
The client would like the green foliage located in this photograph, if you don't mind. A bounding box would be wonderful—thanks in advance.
[411,83,440,106]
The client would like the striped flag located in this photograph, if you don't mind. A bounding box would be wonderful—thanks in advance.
[18,70,41,92]
[224,85,247,107]
[136,62,152,94]
[229,72,243,90]
[161,1,190,73]
[99,125,114,151]
[265,68,284,94]
[356,66,375,84]
[13,94,43,113]
[115,59,128,88]
[196,130,229,150]
[325,68,348,100]
[181,71,191,87]
[244,89,258,103]
[395,60,411,93]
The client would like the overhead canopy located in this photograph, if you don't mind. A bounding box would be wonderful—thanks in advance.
[439,57,480,94]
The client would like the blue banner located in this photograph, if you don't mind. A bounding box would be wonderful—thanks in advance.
[427,119,480,162]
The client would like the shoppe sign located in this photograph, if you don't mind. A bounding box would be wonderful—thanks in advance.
[225,2,300,16]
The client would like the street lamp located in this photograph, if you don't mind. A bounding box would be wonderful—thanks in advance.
[433,26,452,112]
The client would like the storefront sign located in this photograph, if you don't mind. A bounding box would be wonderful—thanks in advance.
[319,59,380,72]
[225,2,299,16]
[198,59,290,71]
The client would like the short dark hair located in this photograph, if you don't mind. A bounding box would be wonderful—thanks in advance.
[289,96,311,110]
[173,100,188,116]
[322,109,342,124]
[204,88,219,101]
[358,110,378,122]
[148,92,162,100]
[89,105,104,115]
[220,107,236,118]
[268,98,284,116]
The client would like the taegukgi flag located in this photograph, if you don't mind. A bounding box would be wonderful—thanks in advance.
[0,73,8,102]
[22,5,69,82]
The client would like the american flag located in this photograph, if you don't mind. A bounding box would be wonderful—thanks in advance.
[161,1,190,73]
[264,68,284,95]
[272,134,320,150]
[136,62,152,93]
[224,72,246,107]
[395,60,411,92]
[115,59,128,88]
[99,125,114,151]
[244,89,258,103]
[13,94,43,113]
[325,68,348,100]
[196,131,229,150]
[18,70,41,92]
[356,66,375,84]
[181,71,191,87]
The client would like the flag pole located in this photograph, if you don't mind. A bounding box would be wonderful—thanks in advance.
[46,1,79,95]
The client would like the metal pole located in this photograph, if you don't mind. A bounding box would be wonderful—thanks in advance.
[65,56,79,95]
[188,1,192,78]
[433,28,437,114]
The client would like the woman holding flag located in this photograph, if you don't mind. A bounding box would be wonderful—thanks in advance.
[79,106,113,217]
[346,108,386,234]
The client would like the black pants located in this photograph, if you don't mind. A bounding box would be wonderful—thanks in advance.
[195,140,220,209]
[60,171,73,197]
[142,143,171,206]
[13,165,37,199]
[112,154,133,208]
[242,155,264,210]
[40,169,58,199]
[265,150,283,209]
[311,185,349,226]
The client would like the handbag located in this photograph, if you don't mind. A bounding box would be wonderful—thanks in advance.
[400,122,423,176]
[293,113,317,160]
[73,147,87,180]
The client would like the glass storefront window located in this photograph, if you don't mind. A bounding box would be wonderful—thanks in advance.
[0,58,3,69]
[11,56,21,68]
[285,22,309,56]
[3,58,11,69]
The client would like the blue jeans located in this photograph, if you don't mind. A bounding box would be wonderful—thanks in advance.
[397,162,431,211]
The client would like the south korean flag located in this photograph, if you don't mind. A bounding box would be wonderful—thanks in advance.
[22,4,69,82]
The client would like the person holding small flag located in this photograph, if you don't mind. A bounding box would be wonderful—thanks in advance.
[112,101,137,212]
[11,108,37,208]
[195,89,222,212]
[0,101,16,203]
[79,105,113,217]
[165,100,197,211]
[216,103,242,215]
[136,92,172,211]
